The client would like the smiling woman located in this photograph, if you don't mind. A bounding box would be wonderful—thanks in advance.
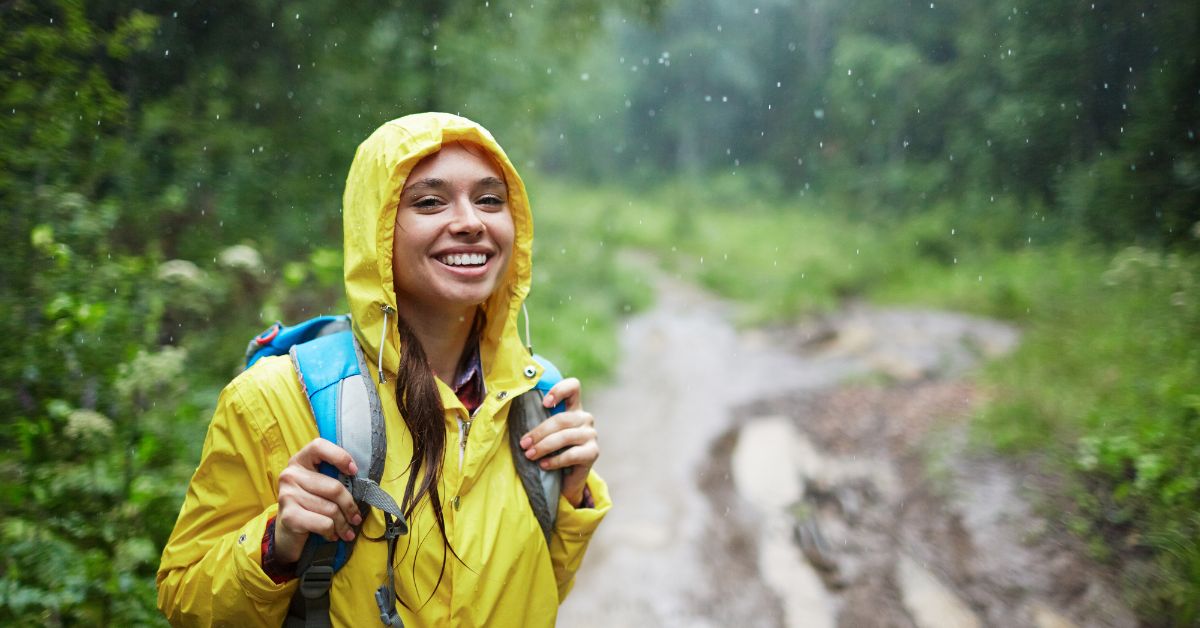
[156,113,610,628]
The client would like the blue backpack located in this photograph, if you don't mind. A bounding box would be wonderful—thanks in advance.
[245,315,564,628]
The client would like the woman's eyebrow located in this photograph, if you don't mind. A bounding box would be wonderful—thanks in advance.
[404,177,446,193]
[477,176,506,188]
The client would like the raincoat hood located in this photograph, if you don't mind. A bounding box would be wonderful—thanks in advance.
[342,112,533,379]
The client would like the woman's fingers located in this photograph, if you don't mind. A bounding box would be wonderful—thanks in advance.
[543,377,582,411]
[280,456,362,525]
[277,507,341,544]
[522,425,596,462]
[520,410,594,452]
[287,485,359,538]
[293,437,359,477]
[274,438,365,562]
[538,439,599,471]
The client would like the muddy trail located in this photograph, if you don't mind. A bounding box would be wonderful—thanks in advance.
[557,269,1137,627]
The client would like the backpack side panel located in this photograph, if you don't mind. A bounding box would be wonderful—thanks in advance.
[246,315,350,368]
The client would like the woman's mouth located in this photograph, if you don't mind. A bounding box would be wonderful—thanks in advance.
[436,252,489,267]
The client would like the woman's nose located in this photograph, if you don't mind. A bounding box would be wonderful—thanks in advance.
[448,198,485,236]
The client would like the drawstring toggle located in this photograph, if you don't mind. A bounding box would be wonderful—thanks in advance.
[378,304,395,383]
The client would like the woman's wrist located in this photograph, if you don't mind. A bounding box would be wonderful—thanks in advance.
[565,483,594,509]
[261,516,298,584]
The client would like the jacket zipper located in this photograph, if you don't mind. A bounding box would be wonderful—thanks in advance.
[458,417,472,472]
[457,404,481,472]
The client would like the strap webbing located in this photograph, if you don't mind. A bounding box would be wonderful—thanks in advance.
[284,542,337,628]
[374,513,405,628]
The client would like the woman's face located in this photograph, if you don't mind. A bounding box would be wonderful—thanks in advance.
[392,142,515,319]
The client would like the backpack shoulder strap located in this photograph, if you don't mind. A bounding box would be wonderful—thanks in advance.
[508,354,566,544]
[285,328,406,628]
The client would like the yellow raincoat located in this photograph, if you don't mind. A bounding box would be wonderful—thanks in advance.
[157,113,611,627]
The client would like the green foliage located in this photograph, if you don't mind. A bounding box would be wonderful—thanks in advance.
[0,1,663,622]
[551,0,1199,245]
[525,178,656,380]
[2,0,1196,623]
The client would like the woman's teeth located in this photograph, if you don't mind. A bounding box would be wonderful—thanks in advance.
[439,253,487,266]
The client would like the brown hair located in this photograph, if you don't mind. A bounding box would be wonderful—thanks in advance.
[391,309,484,601]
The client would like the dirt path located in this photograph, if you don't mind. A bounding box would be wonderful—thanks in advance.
[557,269,1136,627]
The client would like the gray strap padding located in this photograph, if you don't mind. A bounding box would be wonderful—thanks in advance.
[337,373,374,481]
[349,335,387,483]
[507,390,560,542]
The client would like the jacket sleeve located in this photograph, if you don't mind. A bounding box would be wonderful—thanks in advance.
[156,374,298,627]
[549,469,612,601]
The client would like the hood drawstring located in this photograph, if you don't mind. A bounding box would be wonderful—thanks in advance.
[521,302,533,356]
[378,303,395,383]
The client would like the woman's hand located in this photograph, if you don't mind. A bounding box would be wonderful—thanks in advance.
[274,438,363,564]
[518,377,599,507]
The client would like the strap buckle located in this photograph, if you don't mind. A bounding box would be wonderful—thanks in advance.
[375,583,403,627]
[254,322,282,346]
[299,565,334,600]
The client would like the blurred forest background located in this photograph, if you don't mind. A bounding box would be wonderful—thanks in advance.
[2,0,1198,624]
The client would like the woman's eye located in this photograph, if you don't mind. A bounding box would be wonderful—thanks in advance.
[477,195,505,209]
[413,197,443,210]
